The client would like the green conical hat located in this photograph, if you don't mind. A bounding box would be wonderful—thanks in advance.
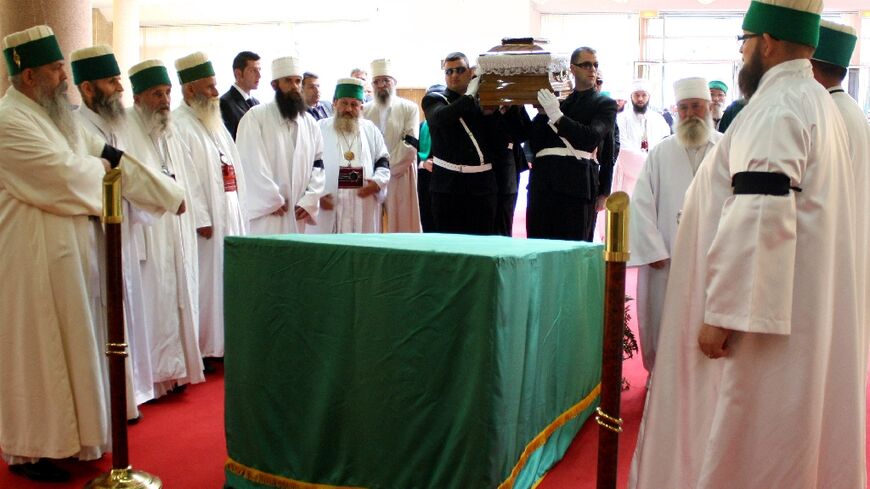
[70,45,120,85]
[129,59,171,94]
[741,0,822,48]
[812,20,857,69]
[2,25,63,76]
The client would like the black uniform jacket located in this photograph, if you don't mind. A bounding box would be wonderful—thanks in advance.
[423,87,504,196]
[528,88,617,200]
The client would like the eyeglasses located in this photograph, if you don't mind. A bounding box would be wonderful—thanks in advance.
[737,33,762,44]
[444,66,468,76]
[572,61,599,71]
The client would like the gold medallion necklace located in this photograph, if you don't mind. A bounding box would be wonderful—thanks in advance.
[338,130,358,163]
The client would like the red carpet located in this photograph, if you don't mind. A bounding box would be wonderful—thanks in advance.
[0,365,227,488]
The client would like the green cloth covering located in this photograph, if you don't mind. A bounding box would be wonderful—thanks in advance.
[177,61,214,84]
[335,82,364,100]
[708,80,728,93]
[741,0,820,48]
[72,53,120,85]
[224,233,605,489]
[813,25,856,68]
[130,65,171,94]
[3,35,63,76]
[418,120,432,160]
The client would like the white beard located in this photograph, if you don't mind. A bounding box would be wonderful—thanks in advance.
[137,104,170,139]
[36,80,79,151]
[675,114,714,149]
[190,94,223,133]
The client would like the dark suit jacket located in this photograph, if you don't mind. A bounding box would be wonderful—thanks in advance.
[220,86,258,140]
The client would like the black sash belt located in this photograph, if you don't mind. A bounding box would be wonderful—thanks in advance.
[732,171,801,196]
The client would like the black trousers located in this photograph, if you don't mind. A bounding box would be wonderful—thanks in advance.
[431,191,497,236]
[526,189,597,241]
[494,192,518,237]
[417,168,435,232]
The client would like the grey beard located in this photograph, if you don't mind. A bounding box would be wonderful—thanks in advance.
[375,87,393,106]
[675,114,713,148]
[93,90,125,125]
[333,113,359,135]
[138,105,170,138]
[191,93,223,133]
[36,80,79,151]
[710,102,723,120]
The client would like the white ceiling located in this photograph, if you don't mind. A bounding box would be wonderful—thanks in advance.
[93,0,869,26]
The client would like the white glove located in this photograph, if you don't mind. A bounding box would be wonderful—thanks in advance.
[537,88,563,123]
[465,76,481,97]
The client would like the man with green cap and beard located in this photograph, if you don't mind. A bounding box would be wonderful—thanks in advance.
[628,0,861,487]
[810,19,870,379]
[70,44,186,423]
[0,25,184,483]
[124,58,207,402]
[172,51,248,365]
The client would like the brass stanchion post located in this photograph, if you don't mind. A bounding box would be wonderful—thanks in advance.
[596,191,630,489]
[86,169,162,489]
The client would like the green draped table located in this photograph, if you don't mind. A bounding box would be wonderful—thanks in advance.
[223,233,604,489]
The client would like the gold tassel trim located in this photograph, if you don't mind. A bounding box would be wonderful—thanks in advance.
[497,383,601,489]
[225,458,368,489]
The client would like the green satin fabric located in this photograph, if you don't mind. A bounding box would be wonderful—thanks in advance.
[224,233,604,489]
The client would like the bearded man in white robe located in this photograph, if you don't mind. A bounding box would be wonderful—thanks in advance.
[708,80,728,131]
[0,26,184,483]
[362,58,421,232]
[615,80,671,196]
[125,59,207,398]
[172,51,248,360]
[315,77,390,233]
[628,77,723,376]
[810,20,870,376]
[629,1,863,487]
[236,56,324,235]
[70,45,180,419]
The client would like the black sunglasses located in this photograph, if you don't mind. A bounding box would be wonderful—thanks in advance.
[737,33,762,43]
[572,61,599,70]
[444,66,468,76]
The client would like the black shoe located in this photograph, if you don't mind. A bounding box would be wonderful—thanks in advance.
[203,357,223,374]
[9,459,71,482]
[170,383,188,394]
[128,413,143,425]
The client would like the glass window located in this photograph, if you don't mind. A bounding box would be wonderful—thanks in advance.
[540,14,640,98]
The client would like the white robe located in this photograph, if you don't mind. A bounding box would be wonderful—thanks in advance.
[236,101,325,235]
[0,86,182,462]
[629,59,864,489]
[363,97,421,233]
[173,103,248,358]
[76,106,151,415]
[830,89,870,391]
[616,109,671,196]
[126,106,207,394]
[316,117,390,233]
[628,130,722,373]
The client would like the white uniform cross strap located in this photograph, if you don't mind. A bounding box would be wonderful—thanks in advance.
[545,122,597,162]
[459,117,485,164]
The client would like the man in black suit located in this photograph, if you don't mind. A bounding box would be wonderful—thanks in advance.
[302,72,333,121]
[220,51,261,139]
[527,46,618,241]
